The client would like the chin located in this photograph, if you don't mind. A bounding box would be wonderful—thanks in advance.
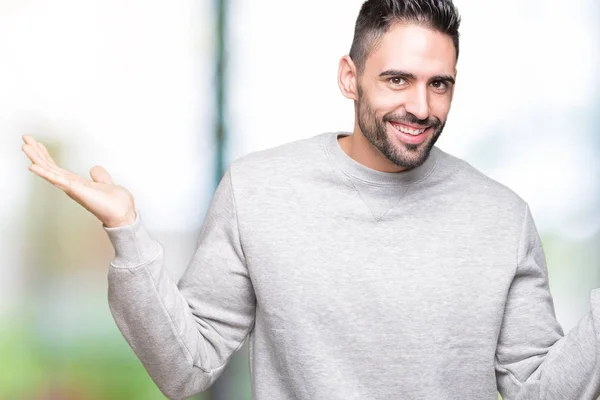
[386,136,432,168]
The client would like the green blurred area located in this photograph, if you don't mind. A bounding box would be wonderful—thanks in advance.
[1,317,171,400]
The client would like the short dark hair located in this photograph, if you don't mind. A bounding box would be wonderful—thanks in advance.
[349,0,461,74]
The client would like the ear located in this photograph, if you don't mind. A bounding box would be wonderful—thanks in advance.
[338,55,359,101]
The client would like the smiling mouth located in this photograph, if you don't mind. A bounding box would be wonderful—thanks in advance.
[389,121,429,136]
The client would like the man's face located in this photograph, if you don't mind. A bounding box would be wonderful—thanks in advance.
[356,23,457,169]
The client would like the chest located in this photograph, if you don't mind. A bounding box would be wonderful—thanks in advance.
[243,199,516,347]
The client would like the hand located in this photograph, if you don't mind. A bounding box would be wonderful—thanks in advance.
[21,135,137,228]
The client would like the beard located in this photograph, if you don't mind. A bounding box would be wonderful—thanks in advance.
[356,87,445,170]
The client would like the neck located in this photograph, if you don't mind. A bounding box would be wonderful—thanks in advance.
[338,124,408,173]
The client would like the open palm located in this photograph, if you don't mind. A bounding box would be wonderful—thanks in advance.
[21,135,137,228]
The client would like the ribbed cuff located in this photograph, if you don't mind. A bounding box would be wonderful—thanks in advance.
[102,208,161,268]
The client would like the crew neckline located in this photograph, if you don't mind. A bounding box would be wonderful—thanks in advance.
[323,131,440,186]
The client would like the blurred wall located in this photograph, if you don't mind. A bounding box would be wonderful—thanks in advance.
[1,0,215,398]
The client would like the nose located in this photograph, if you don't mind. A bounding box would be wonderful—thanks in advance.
[404,86,430,121]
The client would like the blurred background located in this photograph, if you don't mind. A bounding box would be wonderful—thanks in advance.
[1,0,599,399]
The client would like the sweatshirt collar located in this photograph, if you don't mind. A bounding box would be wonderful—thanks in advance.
[324,131,439,186]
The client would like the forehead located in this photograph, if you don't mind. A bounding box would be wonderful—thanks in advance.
[365,23,456,78]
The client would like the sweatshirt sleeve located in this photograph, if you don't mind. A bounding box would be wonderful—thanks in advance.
[495,203,600,400]
[103,168,256,400]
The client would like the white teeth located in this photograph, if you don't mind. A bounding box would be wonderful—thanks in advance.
[392,123,426,136]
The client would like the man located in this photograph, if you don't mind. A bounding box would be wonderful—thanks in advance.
[21,0,600,399]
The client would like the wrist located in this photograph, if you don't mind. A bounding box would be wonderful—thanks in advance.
[104,209,137,228]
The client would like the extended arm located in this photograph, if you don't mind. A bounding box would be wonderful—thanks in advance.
[104,169,256,400]
[495,204,600,400]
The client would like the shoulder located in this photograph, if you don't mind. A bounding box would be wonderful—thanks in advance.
[436,148,528,214]
[228,133,326,180]
[235,133,323,166]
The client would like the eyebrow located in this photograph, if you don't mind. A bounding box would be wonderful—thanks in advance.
[379,69,455,85]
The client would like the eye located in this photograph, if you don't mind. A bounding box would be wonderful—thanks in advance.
[389,77,406,87]
[430,80,449,93]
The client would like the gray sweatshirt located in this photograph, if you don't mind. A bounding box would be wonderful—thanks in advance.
[103,132,600,400]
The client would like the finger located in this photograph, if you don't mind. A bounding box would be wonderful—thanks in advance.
[22,143,50,168]
[23,142,86,188]
[22,144,72,188]
[22,135,43,151]
[89,165,114,185]
[22,134,35,145]
[28,164,70,191]
[22,135,57,167]
[22,136,47,163]
[22,143,64,175]
[37,142,58,166]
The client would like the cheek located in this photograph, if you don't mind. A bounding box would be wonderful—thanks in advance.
[430,95,452,120]
[367,82,407,108]
[368,93,406,117]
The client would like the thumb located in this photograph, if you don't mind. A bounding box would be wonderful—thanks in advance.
[90,165,114,185]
